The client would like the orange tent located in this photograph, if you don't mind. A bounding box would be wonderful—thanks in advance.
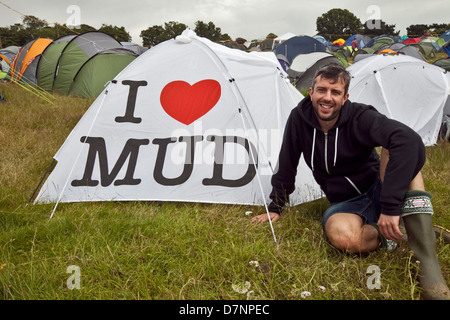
[10,38,52,82]
[377,49,397,55]
[0,54,12,68]
[333,38,345,46]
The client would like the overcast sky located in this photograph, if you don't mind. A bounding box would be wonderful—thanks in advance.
[1,0,449,45]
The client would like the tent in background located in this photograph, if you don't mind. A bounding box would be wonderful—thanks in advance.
[69,48,138,98]
[347,55,448,146]
[312,35,331,46]
[287,52,342,92]
[397,44,426,61]
[344,34,371,49]
[9,38,52,84]
[36,34,77,91]
[442,41,450,57]
[52,31,124,94]
[433,58,450,72]
[120,42,148,55]
[0,46,20,73]
[440,30,450,43]
[274,35,329,65]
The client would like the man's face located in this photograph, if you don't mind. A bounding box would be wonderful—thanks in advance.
[309,75,349,126]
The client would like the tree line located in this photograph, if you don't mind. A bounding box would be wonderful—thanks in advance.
[316,8,449,40]
[1,8,448,48]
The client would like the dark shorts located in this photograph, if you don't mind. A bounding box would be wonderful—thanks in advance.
[321,177,382,230]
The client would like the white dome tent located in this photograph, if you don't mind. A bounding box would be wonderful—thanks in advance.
[347,55,449,146]
[33,30,322,236]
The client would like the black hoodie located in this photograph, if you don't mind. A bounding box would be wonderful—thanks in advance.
[268,95,426,216]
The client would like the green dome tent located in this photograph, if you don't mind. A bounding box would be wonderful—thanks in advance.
[52,31,124,95]
[69,48,137,98]
[36,34,77,91]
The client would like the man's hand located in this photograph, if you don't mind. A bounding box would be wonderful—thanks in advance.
[251,212,280,223]
[378,214,403,242]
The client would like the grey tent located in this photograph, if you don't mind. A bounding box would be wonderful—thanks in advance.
[287,52,342,92]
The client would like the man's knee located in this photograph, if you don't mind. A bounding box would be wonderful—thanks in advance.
[326,229,361,252]
[325,214,362,253]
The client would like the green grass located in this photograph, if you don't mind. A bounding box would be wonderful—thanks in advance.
[0,82,448,300]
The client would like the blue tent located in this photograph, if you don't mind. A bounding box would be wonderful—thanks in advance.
[443,41,450,57]
[345,34,371,49]
[313,35,331,46]
[273,35,328,64]
[440,30,450,43]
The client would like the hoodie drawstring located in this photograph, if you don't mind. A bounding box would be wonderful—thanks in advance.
[311,128,316,171]
[311,127,338,172]
[333,127,339,167]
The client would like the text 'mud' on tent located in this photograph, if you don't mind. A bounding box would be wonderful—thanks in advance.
[347,54,449,146]
[34,29,322,208]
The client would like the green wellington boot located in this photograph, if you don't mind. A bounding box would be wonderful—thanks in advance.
[402,191,449,300]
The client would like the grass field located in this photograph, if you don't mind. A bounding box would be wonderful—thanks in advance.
[0,81,448,301]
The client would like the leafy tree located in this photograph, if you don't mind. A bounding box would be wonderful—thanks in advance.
[407,23,450,37]
[363,19,399,36]
[266,33,277,39]
[428,23,450,35]
[235,37,247,44]
[406,24,429,37]
[316,8,363,38]
[99,24,132,42]
[163,21,188,39]
[140,21,187,47]
[194,21,224,41]
[221,33,232,41]
[140,25,165,47]
[70,24,97,34]
[22,15,48,31]
[0,24,30,47]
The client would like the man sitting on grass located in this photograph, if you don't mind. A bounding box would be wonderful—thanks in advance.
[252,63,449,300]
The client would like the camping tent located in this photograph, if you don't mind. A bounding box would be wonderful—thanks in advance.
[52,31,124,94]
[443,41,450,57]
[347,55,449,146]
[440,30,450,43]
[287,52,342,92]
[120,42,148,55]
[69,48,138,98]
[433,58,450,72]
[220,40,247,51]
[312,35,331,46]
[9,38,52,83]
[34,30,322,210]
[397,44,426,61]
[0,46,20,73]
[419,38,442,51]
[274,35,329,65]
[344,34,371,49]
[410,42,437,59]
[272,33,297,50]
[403,37,421,44]
[36,34,77,91]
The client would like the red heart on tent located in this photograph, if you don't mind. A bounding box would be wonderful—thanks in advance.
[160,80,221,125]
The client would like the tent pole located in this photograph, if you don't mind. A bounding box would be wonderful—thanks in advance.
[49,89,109,220]
[28,159,55,204]
[238,109,277,244]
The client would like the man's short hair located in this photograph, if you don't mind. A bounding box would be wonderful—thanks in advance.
[311,63,351,95]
